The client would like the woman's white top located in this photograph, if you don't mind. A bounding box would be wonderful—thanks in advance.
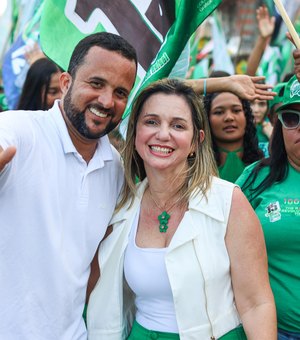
[87,177,242,340]
[124,208,178,332]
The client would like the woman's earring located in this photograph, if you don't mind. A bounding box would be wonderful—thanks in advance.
[188,152,195,158]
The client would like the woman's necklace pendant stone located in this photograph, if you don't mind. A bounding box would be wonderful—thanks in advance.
[158,211,170,233]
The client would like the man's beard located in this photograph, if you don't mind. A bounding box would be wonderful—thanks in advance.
[63,87,118,139]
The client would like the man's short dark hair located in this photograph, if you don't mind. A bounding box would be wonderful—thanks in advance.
[67,32,137,77]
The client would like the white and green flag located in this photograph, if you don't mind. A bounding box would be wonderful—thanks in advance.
[40,0,222,119]
[211,11,234,75]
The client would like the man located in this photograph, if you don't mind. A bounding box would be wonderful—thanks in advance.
[0,32,137,340]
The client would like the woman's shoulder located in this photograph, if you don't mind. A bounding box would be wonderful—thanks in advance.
[210,176,238,192]
[191,176,236,206]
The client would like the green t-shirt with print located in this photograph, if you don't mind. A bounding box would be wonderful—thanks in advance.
[256,124,269,157]
[236,162,300,332]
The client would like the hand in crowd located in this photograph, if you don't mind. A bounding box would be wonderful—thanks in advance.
[293,49,300,83]
[0,146,16,172]
[286,32,300,82]
[262,121,273,139]
[256,6,275,39]
[229,75,276,101]
[245,5,275,76]
[24,43,45,65]
[185,65,195,79]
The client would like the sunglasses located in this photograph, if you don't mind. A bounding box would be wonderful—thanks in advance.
[278,110,300,129]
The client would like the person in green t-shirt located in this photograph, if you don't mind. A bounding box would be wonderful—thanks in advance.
[236,75,300,339]
[250,82,287,158]
[268,82,286,127]
[203,91,263,183]
[250,97,272,157]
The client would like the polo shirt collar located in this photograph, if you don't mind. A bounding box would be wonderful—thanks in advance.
[49,100,114,166]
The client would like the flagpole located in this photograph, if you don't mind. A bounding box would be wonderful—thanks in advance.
[273,0,300,49]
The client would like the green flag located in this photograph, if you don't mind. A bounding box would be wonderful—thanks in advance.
[262,0,275,15]
[40,0,221,120]
[124,0,222,120]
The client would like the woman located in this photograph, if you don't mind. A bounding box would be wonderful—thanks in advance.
[250,98,272,157]
[236,75,300,339]
[203,91,263,183]
[87,78,276,339]
[17,57,63,110]
[268,82,286,127]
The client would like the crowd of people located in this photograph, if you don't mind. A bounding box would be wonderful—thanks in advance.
[237,75,300,340]
[0,4,300,340]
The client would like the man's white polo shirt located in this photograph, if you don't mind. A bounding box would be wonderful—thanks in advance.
[0,101,124,339]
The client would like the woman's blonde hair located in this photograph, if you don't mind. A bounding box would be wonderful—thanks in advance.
[117,78,218,211]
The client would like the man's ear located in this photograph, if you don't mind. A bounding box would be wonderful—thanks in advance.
[60,72,72,95]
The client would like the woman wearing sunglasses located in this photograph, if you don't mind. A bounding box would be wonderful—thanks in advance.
[236,75,300,339]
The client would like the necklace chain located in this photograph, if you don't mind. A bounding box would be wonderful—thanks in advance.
[147,187,183,233]
[148,189,180,213]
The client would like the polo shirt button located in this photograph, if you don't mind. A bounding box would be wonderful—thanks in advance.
[150,331,158,339]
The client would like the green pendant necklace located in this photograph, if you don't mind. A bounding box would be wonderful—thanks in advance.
[148,189,180,233]
[158,211,170,233]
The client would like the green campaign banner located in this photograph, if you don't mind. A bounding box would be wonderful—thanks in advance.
[263,0,275,14]
[40,0,222,119]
